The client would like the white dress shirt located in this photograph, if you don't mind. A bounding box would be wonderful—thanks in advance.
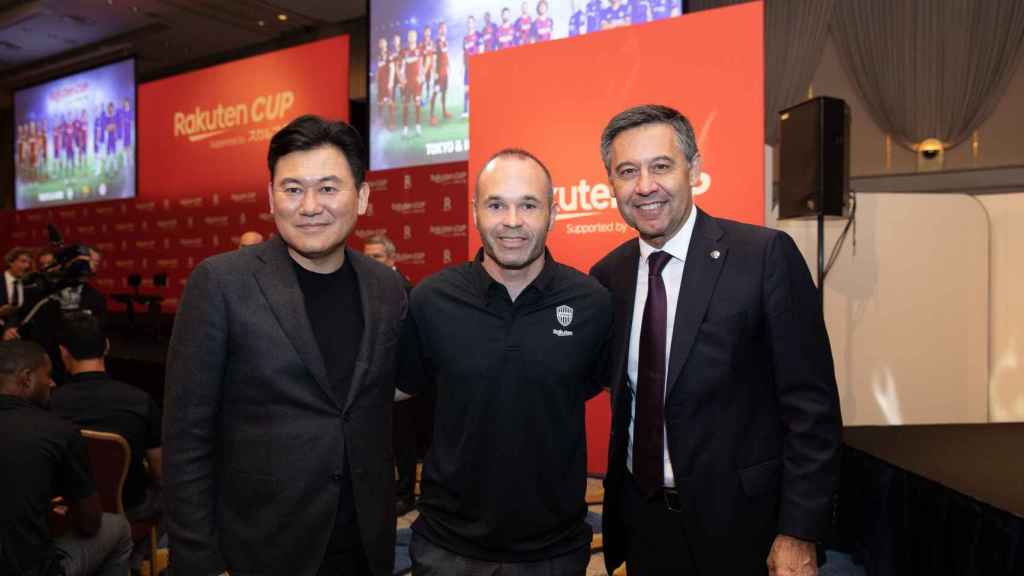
[4,270,23,308]
[626,206,697,487]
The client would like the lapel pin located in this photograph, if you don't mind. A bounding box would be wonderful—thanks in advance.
[710,250,721,260]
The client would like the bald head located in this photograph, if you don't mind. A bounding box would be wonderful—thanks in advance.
[474,148,554,205]
[238,231,265,248]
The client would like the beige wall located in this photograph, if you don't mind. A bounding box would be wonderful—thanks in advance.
[768,35,1024,515]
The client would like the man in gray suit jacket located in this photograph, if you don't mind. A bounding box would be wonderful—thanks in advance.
[164,115,407,576]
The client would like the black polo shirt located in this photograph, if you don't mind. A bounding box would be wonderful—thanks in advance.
[0,394,95,574]
[399,250,612,562]
[50,371,161,510]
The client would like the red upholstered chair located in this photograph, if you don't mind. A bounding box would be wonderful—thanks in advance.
[81,429,160,574]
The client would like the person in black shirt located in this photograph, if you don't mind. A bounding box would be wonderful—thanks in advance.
[51,312,163,520]
[398,149,612,574]
[0,340,132,576]
[164,115,408,576]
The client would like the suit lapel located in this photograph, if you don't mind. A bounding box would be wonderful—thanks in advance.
[612,241,640,393]
[665,210,727,398]
[342,249,379,412]
[252,236,338,410]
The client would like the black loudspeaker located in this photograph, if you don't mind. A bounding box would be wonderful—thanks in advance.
[779,96,850,220]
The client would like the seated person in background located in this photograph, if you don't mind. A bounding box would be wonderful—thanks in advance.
[51,313,162,521]
[238,230,265,248]
[0,340,132,576]
[36,248,56,272]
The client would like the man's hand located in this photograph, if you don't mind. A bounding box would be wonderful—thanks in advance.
[767,534,817,576]
[0,303,15,318]
[2,326,19,341]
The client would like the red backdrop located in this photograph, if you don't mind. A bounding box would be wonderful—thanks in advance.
[467,3,765,474]
[4,36,351,310]
[350,162,470,284]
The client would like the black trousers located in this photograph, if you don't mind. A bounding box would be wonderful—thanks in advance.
[409,531,590,576]
[620,470,698,575]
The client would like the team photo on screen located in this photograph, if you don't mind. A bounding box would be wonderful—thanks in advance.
[369,0,681,170]
[13,59,136,211]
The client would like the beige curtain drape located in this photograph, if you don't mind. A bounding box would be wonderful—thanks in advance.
[830,0,1024,151]
[688,0,836,143]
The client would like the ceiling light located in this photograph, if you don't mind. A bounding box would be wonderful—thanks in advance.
[277,13,288,21]
[257,20,265,27]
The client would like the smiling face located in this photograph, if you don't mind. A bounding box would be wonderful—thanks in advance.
[473,155,555,271]
[268,145,369,270]
[607,122,702,248]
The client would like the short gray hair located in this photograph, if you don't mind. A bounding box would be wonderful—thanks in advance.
[364,234,396,257]
[600,104,699,174]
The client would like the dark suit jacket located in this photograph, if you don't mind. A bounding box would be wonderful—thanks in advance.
[591,209,842,574]
[164,236,407,576]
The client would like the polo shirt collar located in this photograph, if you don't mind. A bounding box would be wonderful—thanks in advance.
[471,248,558,300]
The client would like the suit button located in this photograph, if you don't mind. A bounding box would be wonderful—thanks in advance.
[330,472,343,481]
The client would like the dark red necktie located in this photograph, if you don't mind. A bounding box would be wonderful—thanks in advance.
[635,250,671,497]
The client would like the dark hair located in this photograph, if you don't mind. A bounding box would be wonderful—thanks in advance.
[600,104,699,174]
[474,147,554,204]
[0,340,48,378]
[267,114,367,186]
[57,312,106,361]
[5,247,32,265]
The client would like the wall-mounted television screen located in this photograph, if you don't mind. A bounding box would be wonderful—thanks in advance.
[369,0,682,170]
[14,58,136,210]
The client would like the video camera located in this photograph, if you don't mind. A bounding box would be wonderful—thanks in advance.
[19,224,94,296]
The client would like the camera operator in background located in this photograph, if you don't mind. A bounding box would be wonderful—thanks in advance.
[5,242,108,385]
[51,246,108,327]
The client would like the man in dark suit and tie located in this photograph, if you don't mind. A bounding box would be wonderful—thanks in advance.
[164,115,407,576]
[590,104,842,576]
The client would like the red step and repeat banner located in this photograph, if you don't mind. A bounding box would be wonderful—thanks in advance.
[467,3,765,473]
[352,162,469,285]
[4,36,350,310]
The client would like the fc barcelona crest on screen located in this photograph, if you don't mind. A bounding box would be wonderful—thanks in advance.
[556,305,573,327]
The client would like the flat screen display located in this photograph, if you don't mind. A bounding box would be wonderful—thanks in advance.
[369,0,681,170]
[14,58,136,210]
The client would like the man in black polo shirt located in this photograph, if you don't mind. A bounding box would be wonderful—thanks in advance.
[0,340,132,576]
[51,312,162,520]
[399,148,612,574]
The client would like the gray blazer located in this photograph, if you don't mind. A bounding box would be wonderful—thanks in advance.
[164,235,407,576]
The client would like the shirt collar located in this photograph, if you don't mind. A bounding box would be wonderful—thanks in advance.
[471,247,558,299]
[0,393,35,410]
[638,205,697,267]
[68,371,109,383]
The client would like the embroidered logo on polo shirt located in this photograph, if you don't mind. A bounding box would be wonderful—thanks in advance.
[556,305,574,327]
[553,305,574,337]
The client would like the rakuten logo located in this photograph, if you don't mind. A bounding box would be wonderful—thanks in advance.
[553,179,617,221]
[429,224,467,238]
[391,201,426,215]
